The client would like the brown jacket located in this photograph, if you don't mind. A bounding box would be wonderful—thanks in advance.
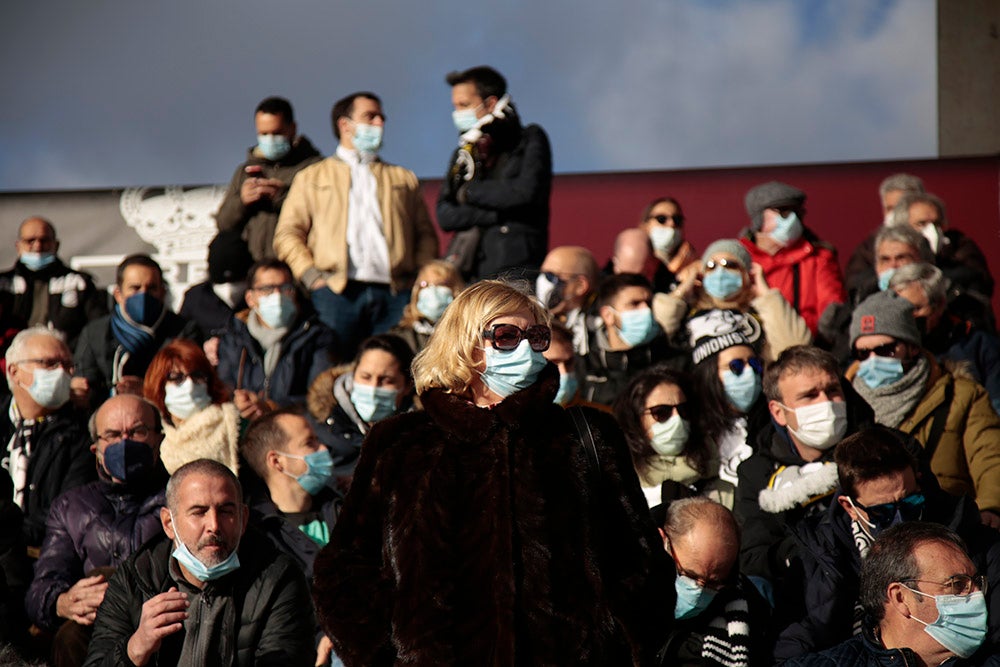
[273,156,439,293]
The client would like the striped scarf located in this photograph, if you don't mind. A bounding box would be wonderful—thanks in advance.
[700,597,753,667]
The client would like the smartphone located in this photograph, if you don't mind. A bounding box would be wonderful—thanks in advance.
[244,165,264,179]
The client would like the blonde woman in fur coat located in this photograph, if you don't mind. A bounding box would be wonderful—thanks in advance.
[143,338,241,474]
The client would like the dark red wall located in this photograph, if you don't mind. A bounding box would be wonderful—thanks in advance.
[422,156,1000,316]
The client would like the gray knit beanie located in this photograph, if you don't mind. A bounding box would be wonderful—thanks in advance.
[744,181,806,231]
[849,290,921,347]
[702,239,752,271]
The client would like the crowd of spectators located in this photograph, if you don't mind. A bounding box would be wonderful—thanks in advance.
[0,64,998,666]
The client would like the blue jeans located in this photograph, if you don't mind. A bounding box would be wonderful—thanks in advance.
[311,281,410,359]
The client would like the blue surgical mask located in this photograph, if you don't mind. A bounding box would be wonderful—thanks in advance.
[649,415,690,457]
[616,307,659,347]
[279,449,333,495]
[904,587,987,658]
[416,285,453,323]
[452,108,480,133]
[20,252,56,272]
[102,439,155,482]
[21,367,71,409]
[480,339,548,399]
[351,384,399,423]
[770,211,803,245]
[674,575,718,620]
[164,378,212,420]
[255,292,296,329]
[702,268,744,300]
[171,528,241,582]
[722,366,761,413]
[124,292,164,327]
[857,356,905,389]
[352,123,383,154]
[877,268,896,291]
[554,372,578,406]
[649,226,681,254]
[257,134,291,161]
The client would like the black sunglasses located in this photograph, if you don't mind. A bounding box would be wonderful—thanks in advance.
[704,258,741,271]
[854,492,925,526]
[645,403,690,423]
[483,323,551,352]
[852,340,900,362]
[728,357,763,376]
[648,213,685,226]
[166,371,209,385]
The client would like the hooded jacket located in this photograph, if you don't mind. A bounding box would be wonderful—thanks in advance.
[312,365,672,666]
[215,136,323,261]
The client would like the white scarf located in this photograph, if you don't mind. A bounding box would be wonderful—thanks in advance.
[336,145,390,284]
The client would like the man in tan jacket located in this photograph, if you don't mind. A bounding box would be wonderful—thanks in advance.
[274,91,439,357]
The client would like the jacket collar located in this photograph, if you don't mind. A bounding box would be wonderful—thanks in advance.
[419,363,560,441]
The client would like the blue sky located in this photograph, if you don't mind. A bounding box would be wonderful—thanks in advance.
[0,0,935,191]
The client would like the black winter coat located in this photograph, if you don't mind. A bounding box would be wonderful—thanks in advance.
[216,311,335,408]
[251,489,341,582]
[0,258,108,347]
[782,624,967,667]
[26,475,166,630]
[581,331,686,406]
[83,529,316,667]
[313,364,673,666]
[0,398,95,547]
[437,118,552,281]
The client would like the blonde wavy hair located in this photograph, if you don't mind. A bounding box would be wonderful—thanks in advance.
[398,260,466,328]
[412,279,549,396]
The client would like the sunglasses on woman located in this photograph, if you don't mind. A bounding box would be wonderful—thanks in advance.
[704,258,741,272]
[644,403,690,422]
[728,357,763,376]
[483,323,551,352]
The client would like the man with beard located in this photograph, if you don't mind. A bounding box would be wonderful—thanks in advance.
[83,459,315,666]
[437,66,552,282]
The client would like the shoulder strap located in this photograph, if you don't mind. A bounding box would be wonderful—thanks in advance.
[568,406,600,487]
[791,263,801,313]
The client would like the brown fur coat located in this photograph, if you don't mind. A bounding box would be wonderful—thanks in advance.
[312,365,673,666]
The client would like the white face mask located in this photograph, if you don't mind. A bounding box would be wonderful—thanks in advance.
[921,223,941,253]
[648,414,690,457]
[211,281,246,309]
[781,400,848,450]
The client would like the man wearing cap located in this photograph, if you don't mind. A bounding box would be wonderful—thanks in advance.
[734,345,874,626]
[846,290,1000,527]
[740,181,845,336]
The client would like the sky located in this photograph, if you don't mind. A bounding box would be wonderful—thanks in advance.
[0,0,936,192]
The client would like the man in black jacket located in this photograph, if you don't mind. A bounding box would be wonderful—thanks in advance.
[72,255,202,408]
[214,96,322,262]
[0,217,108,350]
[777,427,1000,662]
[83,459,315,666]
[437,65,552,282]
[734,345,873,621]
[2,326,94,549]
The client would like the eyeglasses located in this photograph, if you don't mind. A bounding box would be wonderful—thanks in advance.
[852,492,925,525]
[648,214,684,227]
[252,283,296,296]
[852,340,900,362]
[483,323,551,352]
[15,357,73,371]
[540,270,580,284]
[166,371,209,385]
[418,280,451,290]
[645,403,690,422]
[900,574,987,597]
[704,258,741,271]
[668,542,730,591]
[98,425,152,443]
[727,357,763,376]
